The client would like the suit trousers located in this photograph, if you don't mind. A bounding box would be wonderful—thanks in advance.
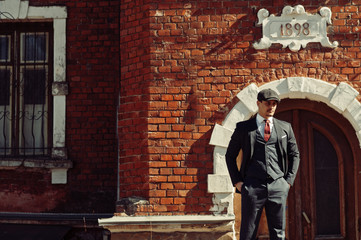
[239,177,290,240]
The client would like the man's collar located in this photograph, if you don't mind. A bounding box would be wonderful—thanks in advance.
[256,113,273,124]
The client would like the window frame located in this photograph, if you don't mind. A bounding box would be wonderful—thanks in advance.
[0,22,53,158]
[0,0,70,184]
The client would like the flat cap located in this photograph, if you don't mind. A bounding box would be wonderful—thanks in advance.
[257,89,280,102]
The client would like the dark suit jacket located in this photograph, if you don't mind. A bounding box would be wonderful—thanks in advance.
[225,116,300,188]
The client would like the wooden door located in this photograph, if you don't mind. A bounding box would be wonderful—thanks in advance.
[275,99,357,240]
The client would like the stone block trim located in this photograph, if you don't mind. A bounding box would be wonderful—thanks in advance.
[208,175,233,193]
[330,82,359,113]
[209,124,233,148]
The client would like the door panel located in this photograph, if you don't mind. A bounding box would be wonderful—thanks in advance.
[312,128,341,236]
[275,99,356,240]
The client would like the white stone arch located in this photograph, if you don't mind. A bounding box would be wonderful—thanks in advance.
[207,77,361,215]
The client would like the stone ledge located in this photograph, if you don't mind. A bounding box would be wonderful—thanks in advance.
[99,215,234,228]
[109,232,234,240]
[0,158,72,184]
[99,215,235,240]
[0,158,72,169]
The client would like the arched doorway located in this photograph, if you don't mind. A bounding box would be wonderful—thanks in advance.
[208,79,361,239]
[275,99,358,240]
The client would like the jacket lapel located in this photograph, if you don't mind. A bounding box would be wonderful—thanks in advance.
[273,118,285,162]
[249,118,258,158]
[273,119,283,145]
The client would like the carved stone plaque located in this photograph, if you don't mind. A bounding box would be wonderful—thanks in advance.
[253,5,338,52]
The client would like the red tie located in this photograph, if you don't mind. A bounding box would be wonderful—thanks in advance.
[264,119,270,141]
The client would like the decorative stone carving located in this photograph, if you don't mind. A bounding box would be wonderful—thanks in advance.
[253,5,338,52]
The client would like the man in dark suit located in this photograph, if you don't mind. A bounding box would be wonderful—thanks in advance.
[226,89,300,240]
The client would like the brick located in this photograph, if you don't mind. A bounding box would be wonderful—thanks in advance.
[333,19,346,26]
[161,95,174,101]
[345,6,358,12]
[198,70,210,76]
[160,198,174,204]
[160,111,172,117]
[149,190,166,197]
[167,161,181,167]
[149,132,166,138]
[161,155,173,161]
[192,47,206,55]
[342,68,354,74]
[168,175,181,182]
[167,190,178,197]
[166,147,180,154]
[174,198,186,204]
[166,205,180,212]
[158,66,171,72]
[161,183,174,189]
[174,168,186,175]
[181,176,194,182]
[348,61,361,67]
[150,176,167,182]
[186,168,198,175]
[172,124,185,131]
[160,168,172,175]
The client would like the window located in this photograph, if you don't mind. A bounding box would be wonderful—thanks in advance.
[0,22,52,157]
[0,0,69,183]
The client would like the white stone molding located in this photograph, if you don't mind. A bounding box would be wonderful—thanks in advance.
[0,0,28,19]
[99,214,235,226]
[99,214,235,240]
[209,124,233,148]
[51,168,69,184]
[253,5,338,52]
[0,0,69,183]
[208,77,361,216]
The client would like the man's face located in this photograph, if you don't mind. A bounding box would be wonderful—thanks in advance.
[257,100,278,119]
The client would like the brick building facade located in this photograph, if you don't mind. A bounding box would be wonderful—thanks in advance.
[113,0,361,239]
[1,0,361,239]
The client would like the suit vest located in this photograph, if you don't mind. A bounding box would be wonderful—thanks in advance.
[245,127,283,181]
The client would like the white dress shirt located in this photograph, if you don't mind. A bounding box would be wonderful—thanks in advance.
[256,114,274,138]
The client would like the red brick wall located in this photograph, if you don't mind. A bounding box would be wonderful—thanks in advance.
[64,0,119,212]
[120,0,361,216]
[0,0,119,213]
[119,0,152,200]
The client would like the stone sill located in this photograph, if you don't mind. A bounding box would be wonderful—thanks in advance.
[0,158,72,184]
[99,215,235,226]
[99,215,235,233]
[0,158,72,169]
